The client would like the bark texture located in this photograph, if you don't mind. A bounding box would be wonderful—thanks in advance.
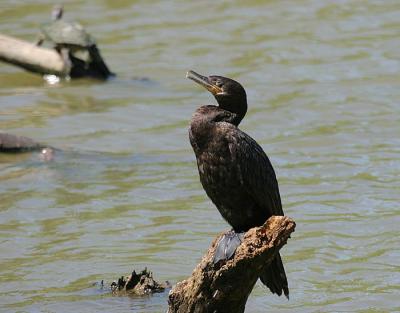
[168,216,295,313]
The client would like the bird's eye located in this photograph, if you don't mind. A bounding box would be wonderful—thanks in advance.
[215,80,223,87]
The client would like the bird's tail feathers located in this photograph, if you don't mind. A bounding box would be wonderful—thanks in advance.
[260,252,289,299]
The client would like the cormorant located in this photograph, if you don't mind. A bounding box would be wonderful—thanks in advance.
[186,70,289,298]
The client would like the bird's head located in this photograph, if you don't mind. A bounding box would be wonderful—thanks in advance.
[187,70,247,125]
[51,4,64,21]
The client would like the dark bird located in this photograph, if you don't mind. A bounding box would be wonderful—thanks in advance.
[186,70,289,298]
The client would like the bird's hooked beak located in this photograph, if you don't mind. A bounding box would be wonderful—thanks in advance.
[186,70,223,96]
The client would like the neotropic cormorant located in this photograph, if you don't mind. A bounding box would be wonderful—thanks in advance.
[186,70,289,298]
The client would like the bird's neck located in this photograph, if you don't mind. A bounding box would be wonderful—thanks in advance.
[189,107,215,153]
[216,96,247,126]
[189,105,238,154]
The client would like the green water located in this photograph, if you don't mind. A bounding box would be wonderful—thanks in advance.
[1,1,399,312]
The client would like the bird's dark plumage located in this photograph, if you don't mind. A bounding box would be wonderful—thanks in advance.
[187,70,289,298]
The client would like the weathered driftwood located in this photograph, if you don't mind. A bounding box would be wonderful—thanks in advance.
[168,216,295,313]
[109,268,169,296]
[0,133,44,152]
[0,33,113,79]
[0,33,68,76]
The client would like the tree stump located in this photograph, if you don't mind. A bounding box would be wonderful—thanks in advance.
[109,268,170,296]
[167,216,295,313]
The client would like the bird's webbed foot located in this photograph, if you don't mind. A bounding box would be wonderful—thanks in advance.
[213,230,245,264]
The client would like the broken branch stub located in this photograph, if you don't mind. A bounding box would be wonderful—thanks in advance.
[168,216,296,313]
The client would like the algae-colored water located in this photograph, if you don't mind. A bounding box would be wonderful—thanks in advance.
[1,1,399,312]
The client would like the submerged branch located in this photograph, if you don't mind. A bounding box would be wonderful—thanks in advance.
[0,133,45,152]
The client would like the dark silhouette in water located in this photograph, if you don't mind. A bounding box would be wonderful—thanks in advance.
[0,133,55,161]
[186,70,289,298]
[0,133,43,152]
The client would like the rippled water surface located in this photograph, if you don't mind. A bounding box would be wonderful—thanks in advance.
[1,1,399,312]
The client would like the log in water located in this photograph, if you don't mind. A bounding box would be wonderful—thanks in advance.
[0,33,68,76]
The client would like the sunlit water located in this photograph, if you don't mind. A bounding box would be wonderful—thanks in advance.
[1,1,399,312]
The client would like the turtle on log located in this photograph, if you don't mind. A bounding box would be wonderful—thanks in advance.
[37,5,113,79]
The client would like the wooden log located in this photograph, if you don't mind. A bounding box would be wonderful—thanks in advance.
[0,33,68,76]
[167,216,295,313]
